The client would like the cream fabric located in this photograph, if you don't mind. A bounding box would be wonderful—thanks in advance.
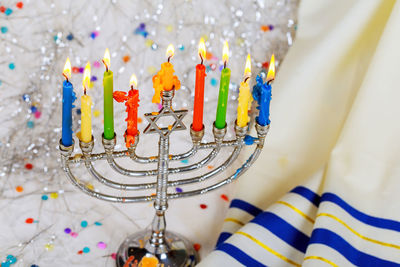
[199,0,400,266]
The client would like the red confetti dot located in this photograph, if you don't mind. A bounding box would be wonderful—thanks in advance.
[193,243,201,251]
[111,253,117,260]
[16,2,23,9]
[72,67,80,74]
[0,6,5,13]
[122,55,130,63]
[16,186,24,192]
[262,61,269,70]
[25,163,33,170]
[25,218,34,224]
[220,194,229,202]
[77,250,83,255]
[200,204,207,209]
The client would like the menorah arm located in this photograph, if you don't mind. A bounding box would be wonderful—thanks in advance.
[168,145,262,199]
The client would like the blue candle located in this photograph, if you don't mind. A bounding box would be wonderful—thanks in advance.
[61,58,76,146]
[252,75,272,126]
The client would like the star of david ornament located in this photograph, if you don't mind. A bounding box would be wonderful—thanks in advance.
[143,106,188,137]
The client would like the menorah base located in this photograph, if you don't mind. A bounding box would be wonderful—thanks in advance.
[116,230,199,267]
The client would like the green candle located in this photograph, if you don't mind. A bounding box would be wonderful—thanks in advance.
[215,41,230,129]
[103,48,114,139]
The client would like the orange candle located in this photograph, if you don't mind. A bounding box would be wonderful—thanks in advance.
[192,38,206,131]
[152,44,181,103]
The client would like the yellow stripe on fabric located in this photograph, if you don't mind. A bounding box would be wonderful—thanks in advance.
[277,201,315,224]
[304,256,338,267]
[317,213,400,250]
[224,217,245,226]
[236,231,301,267]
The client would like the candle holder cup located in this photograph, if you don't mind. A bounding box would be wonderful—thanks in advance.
[59,89,269,266]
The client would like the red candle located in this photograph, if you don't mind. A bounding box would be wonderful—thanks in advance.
[192,38,207,131]
[113,74,139,148]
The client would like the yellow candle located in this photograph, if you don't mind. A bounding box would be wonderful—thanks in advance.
[237,54,252,127]
[80,62,92,142]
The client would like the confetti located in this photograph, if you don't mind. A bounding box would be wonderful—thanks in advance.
[25,218,34,224]
[111,253,117,260]
[66,33,74,40]
[41,195,48,200]
[15,186,23,192]
[27,120,34,128]
[82,247,90,253]
[220,194,229,201]
[70,232,78,238]
[5,8,13,16]
[81,220,88,228]
[50,192,58,199]
[44,243,54,251]
[210,78,218,86]
[1,26,8,34]
[9,63,15,70]
[64,228,71,234]
[200,204,207,209]
[193,243,201,251]
[93,110,100,117]
[180,159,189,164]
[94,221,102,226]
[97,241,107,249]
[122,55,130,63]
[25,163,33,170]
[175,187,183,193]
[16,2,23,9]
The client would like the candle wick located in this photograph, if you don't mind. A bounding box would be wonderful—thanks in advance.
[84,87,87,95]
[267,79,274,85]
[244,77,250,83]
[102,59,109,72]
[224,61,227,69]
[168,56,172,63]
[131,85,134,91]
[62,73,69,83]
[199,53,203,65]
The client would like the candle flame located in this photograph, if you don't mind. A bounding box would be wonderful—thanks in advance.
[130,74,138,88]
[198,38,206,62]
[267,54,275,82]
[63,58,71,80]
[103,48,110,70]
[222,41,229,64]
[166,44,174,59]
[244,54,251,79]
[82,62,91,90]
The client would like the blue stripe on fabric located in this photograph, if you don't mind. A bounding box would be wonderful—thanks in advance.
[309,228,400,266]
[230,199,263,217]
[290,186,321,207]
[216,232,232,246]
[321,193,400,232]
[216,242,267,267]
[251,212,309,253]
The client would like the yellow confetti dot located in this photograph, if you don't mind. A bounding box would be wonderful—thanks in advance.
[145,39,154,47]
[89,81,94,89]
[166,25,174,32]
[93,110,100,117]
[45,243,54,251]
[86,183,94,190]
[50,192,58,199]
[147,66,157,74]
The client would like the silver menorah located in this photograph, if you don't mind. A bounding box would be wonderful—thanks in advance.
[59,88,269,267]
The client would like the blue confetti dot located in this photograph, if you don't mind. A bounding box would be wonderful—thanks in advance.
[139,23,146,30]
[8,63,15,70]
[90,76,97,82]
[1,262,10,267]
[82,247,90,253]
[81,220,88,228]
[1,27,8,34]
[30,106,37,113]
[210,78,218,86]
[6,255,16,264]
[66,33,74,41]
[76,108,81,115]
[90,32,96,39]
[94,221,102,226]
[5,8,13,16]
[27,121,34,128]
[31,265,39,267]
[175,187,183,193]
[22,94,30,102]
[41,195,48,200]
[180,159,189,164]
[178,44,185,51]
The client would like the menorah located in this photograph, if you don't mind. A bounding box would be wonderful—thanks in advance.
[59,88,269,267]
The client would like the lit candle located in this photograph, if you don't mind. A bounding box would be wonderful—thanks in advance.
[61,58,76,146]
[192,38,207,131]
[79,62,92,142]
[102,48,114,140]
[152,44,181,103]
[254,54,275,126]
[113,74,140,148]
[215,41,231,129]
[237,54,252,127]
